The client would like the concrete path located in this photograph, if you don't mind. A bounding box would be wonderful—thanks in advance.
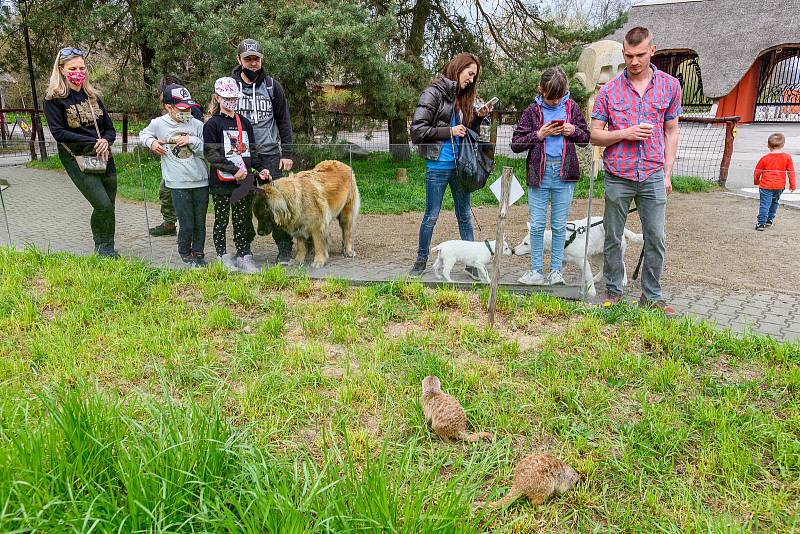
[1,165,798,343]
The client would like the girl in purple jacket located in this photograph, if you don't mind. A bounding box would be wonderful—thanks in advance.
[510,67,590,286]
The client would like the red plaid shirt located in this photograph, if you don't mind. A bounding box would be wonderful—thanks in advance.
[591,65,682,181]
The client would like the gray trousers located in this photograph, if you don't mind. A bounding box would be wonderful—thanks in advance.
[603,170,667,301]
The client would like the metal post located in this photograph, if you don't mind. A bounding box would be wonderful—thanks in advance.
[487,166,513,326]
[122,113,128,153]
[21,12,47,159]
[579,169,596,302]
[0,179,11,246]
[137,148,153,258]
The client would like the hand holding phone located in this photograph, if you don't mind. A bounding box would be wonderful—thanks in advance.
[549,119,565,127]
[485,96,500,107]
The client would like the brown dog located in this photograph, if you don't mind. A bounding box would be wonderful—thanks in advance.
[253,160,360,268]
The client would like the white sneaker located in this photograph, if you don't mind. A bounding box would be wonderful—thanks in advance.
[236,254,260,274]
[518,270,547,285]
[548,270,565,285]
[221,253,239,272]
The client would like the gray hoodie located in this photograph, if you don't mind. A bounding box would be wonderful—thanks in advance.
[139,115,208,189]
[232,65,293,157]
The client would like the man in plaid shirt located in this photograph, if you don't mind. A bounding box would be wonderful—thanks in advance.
[590,26,681,315]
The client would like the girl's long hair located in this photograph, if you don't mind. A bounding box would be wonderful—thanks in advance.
[206,93,221,118]
[45,50,101,101]
[442,52,481,125]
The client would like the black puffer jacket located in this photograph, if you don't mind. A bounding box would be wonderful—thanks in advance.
[410,77,481,160]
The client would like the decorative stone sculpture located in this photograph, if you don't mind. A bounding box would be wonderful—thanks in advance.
[575,40,626,178]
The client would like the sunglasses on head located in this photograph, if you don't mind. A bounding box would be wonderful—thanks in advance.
[59,47,83,57]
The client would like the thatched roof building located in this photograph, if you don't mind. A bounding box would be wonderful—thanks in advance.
[608,0,800,122]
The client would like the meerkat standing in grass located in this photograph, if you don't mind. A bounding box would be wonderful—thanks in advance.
[485,453,579,509]
[420,375,493,443]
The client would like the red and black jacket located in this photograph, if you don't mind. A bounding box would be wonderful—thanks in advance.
[510,98,590,187]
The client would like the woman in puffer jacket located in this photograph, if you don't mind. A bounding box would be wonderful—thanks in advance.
[408,52,493,278]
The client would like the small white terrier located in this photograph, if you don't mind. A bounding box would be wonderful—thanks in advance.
[512,217,643,296]
[431,239,512,283]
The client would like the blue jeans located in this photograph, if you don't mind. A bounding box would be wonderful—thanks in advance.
[416,167,473,262]
[528,159,575,273]
[757,188,783,225]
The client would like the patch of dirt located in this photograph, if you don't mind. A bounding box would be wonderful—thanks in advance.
[321,366,345,380]
[27,277,49,296]
[323,191,800,293]
[385,321,426,338]
[360,414,381,436]
[705,354,764,384]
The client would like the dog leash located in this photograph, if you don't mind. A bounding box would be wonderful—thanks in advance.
[472,207,482,232]
[632,245,645,281]
[563,206,638,249]
[484,239,494,255]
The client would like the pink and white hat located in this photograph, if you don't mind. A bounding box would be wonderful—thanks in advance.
[214,77,243,99]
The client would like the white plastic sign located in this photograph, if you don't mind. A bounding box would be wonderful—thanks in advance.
[490,173,525,206]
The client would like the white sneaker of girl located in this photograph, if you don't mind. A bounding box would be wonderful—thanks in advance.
[221,253,239,272]
[236,254,260,274]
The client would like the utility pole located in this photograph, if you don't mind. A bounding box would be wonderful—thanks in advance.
[21,1,47,159]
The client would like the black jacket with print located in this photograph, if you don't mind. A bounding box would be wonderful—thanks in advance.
[43,89,116,156]
[203,112,267,195]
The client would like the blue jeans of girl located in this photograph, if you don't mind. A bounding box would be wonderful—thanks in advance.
[528,158,575,274]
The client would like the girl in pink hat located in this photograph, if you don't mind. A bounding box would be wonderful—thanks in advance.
[203,76,270,272]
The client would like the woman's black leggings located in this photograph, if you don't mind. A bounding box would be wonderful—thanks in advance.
[59,149,117,253]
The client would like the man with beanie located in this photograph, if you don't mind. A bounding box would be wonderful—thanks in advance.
[233,38,295,264]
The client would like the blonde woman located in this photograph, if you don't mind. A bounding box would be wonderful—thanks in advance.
[43,47,118,258]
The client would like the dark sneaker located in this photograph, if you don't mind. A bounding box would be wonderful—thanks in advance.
[97,248,120,259]
[765,220,774,228]
[193,254,207,267]
[465,266,481,281]
[638,295,676,317]
[149,222,176,236]
[755,224,766,231]
[409,260,426,277]
[599,291,622,307]
[277,246,293,266]
[181,253,194,265]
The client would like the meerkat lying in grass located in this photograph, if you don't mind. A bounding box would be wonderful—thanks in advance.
[484,453,579,509]
[420,375,493,443]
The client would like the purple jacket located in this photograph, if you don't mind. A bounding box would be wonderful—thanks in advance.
[510,98,590,187]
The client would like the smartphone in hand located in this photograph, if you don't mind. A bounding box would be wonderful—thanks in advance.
[549,119,565,127]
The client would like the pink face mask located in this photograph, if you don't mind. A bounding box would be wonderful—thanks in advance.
[65,71,86,86]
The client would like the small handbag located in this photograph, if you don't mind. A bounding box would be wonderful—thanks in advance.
[65,99,108,174]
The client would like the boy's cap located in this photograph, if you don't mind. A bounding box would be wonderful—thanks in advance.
[163,84,196,110]
[214,77,243,99]
[237,39,263,58]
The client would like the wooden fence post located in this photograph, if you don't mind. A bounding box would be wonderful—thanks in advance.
[488,166,513,326]
[718,119,738,185]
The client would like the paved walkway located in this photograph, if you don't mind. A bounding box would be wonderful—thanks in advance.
[1,165,798,343]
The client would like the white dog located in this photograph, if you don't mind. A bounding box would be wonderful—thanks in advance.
[512,217,643,296]
[431,240,512,283]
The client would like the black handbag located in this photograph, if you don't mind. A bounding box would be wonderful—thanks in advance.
[451,117,495,193]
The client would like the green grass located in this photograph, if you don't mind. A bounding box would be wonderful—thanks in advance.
[27,150,716,215]
[1,246,798,531]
